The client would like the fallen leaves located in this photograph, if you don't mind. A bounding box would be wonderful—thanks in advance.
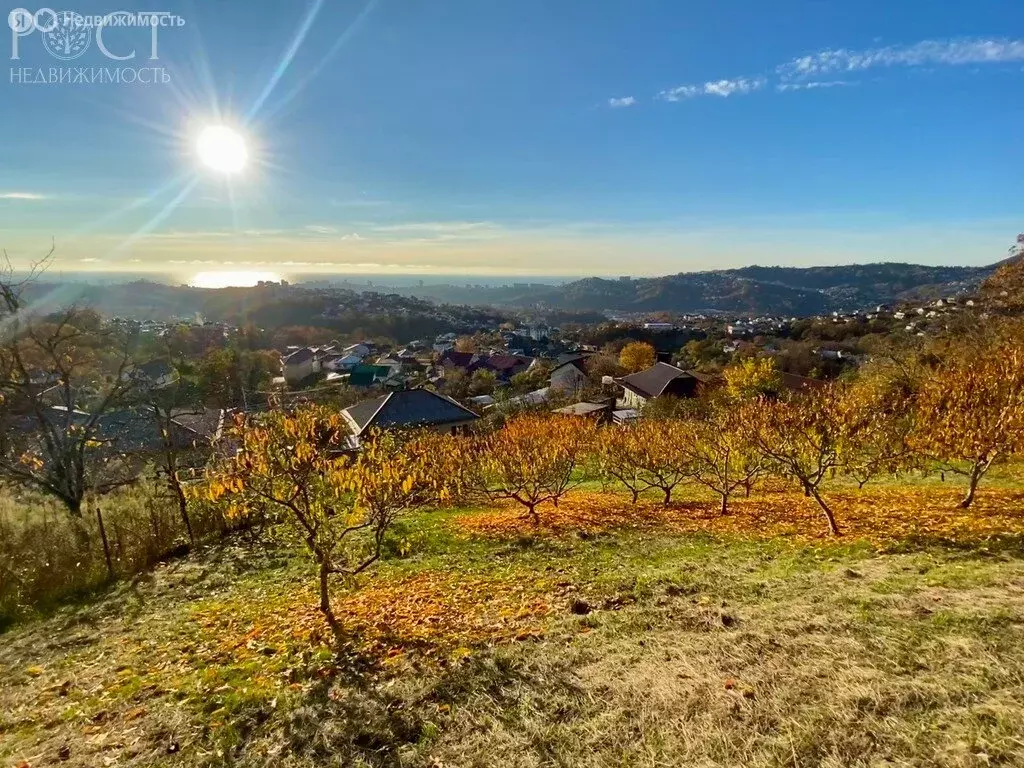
[189,570,554,665]
[452,487,1024,545]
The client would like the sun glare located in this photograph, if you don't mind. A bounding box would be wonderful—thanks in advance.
[189,270,281,289]
[196,125,249,174]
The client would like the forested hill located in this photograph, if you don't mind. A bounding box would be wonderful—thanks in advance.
[389,260,1001,315]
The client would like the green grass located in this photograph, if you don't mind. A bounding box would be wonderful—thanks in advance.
[4,499,1024,767]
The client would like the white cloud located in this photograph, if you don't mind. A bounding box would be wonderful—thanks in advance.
[776,80,854,92]
[649,37,1024,106]
[659,77,766,101]
[305,224,338,235]
[777,38,1024,80]
[607,96,637,108]
[0,192,45,200]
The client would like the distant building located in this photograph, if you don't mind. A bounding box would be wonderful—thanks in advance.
[124,359,179,390]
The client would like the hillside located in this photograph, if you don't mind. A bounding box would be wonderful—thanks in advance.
[385,260,999,315]
[5,481,1024,767]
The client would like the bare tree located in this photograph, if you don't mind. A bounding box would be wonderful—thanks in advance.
[0,248,139,519]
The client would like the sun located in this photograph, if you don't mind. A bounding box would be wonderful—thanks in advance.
[196,125,249,174]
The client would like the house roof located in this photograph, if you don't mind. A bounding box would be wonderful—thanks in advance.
[485,354,532,372]
[552,402,608,416]
[440,350,478,369]
[342,388,479,436]
[553,354,589,372]
[616,362,694,399]
[283,347,315,365]
[137,359,175,380]
[779,372,827,392]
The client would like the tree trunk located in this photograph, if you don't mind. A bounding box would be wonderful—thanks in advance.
[95,504,115,580]
[527,502,540,526]
[959,462,986,509]
[662,487,672,505]
[318,560,344,647]
[719,493,729,516]
[630,488,639,504]
[171,476,194,546]
[807,485,841,536]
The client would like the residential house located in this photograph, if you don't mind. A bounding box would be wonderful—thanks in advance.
[125,359,179,390]
[615,362,714,409]
[282,347,320,384]
[548,355,590,394]
[482,354,534,381]
[341,388,479,437]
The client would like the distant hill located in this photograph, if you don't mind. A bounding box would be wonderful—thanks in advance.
[393,261,1000,315]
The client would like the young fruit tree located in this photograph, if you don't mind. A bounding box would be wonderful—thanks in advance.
[910,330,1024,508]
[739,387,849,535]
[199,407,441,646]
[595,423,650,504]
[683,404,764,515]
[461,414,596,524]
[628,417,695,505]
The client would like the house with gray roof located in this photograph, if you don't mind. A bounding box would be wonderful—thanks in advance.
[615,362,716,409]
[341,388,479,437]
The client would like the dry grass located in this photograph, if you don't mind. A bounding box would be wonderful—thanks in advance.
[4,486,1024,767]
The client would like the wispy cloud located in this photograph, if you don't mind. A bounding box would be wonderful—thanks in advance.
[659,77,766,102]
[607,96,637,108]
[0,192,46,200]
[647,37,1024,106]
[305,224,338,235]
[776,80,853,92]
[778,37,1024,81]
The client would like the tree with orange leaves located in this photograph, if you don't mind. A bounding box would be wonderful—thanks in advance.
[684,404,764,515]
[910,326,1024,508]
[739,388,848,535]
[458,414,596,524]
[197,407,444,646]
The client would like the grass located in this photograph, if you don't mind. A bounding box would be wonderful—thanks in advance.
[4,481,1024,766]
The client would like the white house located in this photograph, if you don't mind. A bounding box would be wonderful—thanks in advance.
[282,347,320,384]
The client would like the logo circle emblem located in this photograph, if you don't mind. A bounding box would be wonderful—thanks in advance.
[41,10,92,60]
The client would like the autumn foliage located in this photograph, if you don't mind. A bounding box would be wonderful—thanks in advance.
[451,414,597,523]
[198,407,446,644]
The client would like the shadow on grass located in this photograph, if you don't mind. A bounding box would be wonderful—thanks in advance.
[278,644,584,767]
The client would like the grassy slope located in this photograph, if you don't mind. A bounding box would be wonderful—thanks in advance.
[4,484,1024,767]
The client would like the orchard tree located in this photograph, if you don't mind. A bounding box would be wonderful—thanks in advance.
[684,405,763,514]
[461,414,596,523]
[840,361,918,489]
[628,418,694,504]
[595,423,649,503]
[199,408,442,645]
[619,342,656,374]
[910,329,1024,508]
[739,388,847,535]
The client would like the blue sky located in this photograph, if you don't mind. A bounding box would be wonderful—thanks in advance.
[1,0,1022,279]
